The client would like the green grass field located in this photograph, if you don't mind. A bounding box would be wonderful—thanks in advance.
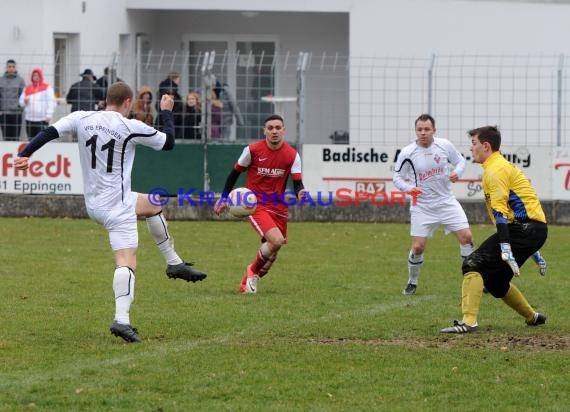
[0,218,568,411]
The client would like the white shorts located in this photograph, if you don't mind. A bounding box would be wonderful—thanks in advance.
[86,192,139,251]
[410,199,469,238]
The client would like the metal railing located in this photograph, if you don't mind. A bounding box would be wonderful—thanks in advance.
[1,51,569,147]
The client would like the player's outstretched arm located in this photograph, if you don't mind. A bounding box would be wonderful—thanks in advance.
[449,171,459,183]
[293,179,305,201]
[500,242,520,276]
[17,126,60,160]
[213,200,228,216]
[159,94,174,112]
[156,94,176,151]
[531,250,547,276]
[496,220,519,276]
[14,156,29,170]
[214,168,242,216]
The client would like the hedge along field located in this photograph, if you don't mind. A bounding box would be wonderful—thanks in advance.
[0,218,568,411]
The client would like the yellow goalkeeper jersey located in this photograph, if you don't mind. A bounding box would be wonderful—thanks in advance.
[482,151,546,225]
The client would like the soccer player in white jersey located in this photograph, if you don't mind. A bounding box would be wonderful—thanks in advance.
[393,114,474,295]
[14,82,207,343]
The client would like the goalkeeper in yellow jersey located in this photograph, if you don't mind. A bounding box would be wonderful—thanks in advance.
[441,125,548,333]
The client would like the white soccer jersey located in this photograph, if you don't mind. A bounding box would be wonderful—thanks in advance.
[52,111,167,210]
[393,137,465,209]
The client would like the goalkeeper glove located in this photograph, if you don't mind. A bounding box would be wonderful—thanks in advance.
[531,251,547,276]
[500,243,520,276]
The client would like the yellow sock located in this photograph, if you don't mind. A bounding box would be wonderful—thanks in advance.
[502,283,535,322]
[462,271,483,326]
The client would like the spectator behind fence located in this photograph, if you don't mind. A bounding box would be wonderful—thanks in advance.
[19,68,56,139]
[0,59,26,140]
[96,66,123,101]
[156,72,183,138]
[182,91,201,140]
[215,81,244,140]
[130,86,155,126]
[66,68,104,112]
[210,89,222,139]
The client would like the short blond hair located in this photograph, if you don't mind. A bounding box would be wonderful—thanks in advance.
[106,82,133,106]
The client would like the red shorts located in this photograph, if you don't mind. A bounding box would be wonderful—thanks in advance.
[248,207,288,242]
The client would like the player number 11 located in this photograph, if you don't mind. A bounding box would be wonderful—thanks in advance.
[86,135,116,173]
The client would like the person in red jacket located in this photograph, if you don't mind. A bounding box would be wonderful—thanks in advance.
[19,68,56,139]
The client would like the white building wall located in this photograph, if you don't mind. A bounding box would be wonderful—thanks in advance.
[0,0,130,58]
[125,0,352,12]
[350,0,570,56]
[142,10,348,54]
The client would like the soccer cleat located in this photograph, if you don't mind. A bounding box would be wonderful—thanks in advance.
[238,274,248,292]
[110,321,141,343]
[245,275,260,294]
[166,262,207,283]
[240,264,259,294]
[526,312,547,326]
[440,320,479,333]
[401,283,417,295]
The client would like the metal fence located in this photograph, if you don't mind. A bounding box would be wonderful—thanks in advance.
[1,51,569,147]
[350,54,567,147]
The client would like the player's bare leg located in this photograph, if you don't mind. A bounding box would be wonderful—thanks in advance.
[454,228,474,260]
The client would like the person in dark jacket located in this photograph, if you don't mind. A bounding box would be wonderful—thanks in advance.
[155,72,183,138]
[0,59,26,140]
[66,69,104,112]
[215,81,244,140]
[96,66,123,101]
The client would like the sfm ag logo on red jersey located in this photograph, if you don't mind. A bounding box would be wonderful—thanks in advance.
[257,167,285,177]
[1,143,72,178]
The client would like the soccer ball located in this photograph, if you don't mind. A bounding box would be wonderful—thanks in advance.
[228,187,257,218]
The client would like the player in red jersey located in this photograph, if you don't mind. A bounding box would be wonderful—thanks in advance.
[214,114,306,293]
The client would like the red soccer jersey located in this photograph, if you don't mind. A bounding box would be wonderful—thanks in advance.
[235,139,302,215]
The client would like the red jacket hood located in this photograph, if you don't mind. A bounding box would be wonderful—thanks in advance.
[25,68,49,96]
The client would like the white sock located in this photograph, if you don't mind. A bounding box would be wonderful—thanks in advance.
[146,212,183,265]
[408,250,424,285]
[113,266,135,325]
[460,243,474,260]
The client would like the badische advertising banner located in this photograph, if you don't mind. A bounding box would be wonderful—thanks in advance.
[303,145,570,201]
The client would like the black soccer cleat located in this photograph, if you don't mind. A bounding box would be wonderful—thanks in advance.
[526,312,547,326]
[440,320,479,334]
[166,262,207,283]
[402,283,417,295]
[110,321,141,343]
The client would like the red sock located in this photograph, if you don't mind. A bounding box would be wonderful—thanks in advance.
[251,250,268,274]
[258,254,277,278]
